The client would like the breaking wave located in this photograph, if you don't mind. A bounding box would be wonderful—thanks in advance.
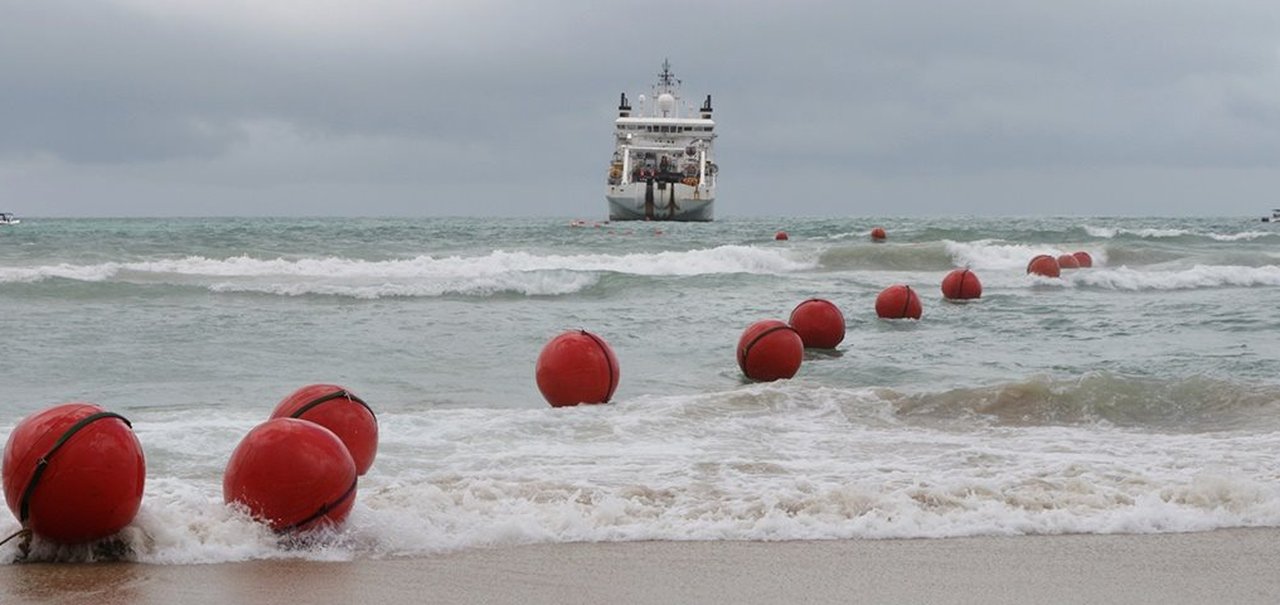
[0,246,817,298]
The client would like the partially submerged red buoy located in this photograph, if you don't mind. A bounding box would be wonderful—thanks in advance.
[2,403,145,544]
[1072,251,1093,268]
[1057,253,1080,270]
[737,320,804,381]
[1027,255,1061,278]
[788,299,845,349]
[271,384,378,476]
[535,330,620,407]
[940,268,982,300]
[875,285,923,319]
[870,227,887,241]
[223,418,357,533]
[775,231,789,241]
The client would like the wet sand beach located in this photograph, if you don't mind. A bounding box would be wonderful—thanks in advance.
[4,529,1279,605]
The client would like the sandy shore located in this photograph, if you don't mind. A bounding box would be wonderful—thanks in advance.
[3,529,1280,604]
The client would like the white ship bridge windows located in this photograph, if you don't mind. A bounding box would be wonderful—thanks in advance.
[615,125,714,133]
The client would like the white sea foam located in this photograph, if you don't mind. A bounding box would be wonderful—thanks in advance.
[944,240,1106,271]
[1068,264,1280,290]
[0,246,816,297]
[6,384,1280,564]
[1084,225,1275,241]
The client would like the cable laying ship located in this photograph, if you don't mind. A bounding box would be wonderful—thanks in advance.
[606,60,717,221]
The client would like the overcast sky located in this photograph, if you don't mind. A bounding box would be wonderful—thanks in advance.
[2,0,1278,217]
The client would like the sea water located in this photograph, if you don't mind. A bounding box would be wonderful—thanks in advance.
[1,216,1279,563]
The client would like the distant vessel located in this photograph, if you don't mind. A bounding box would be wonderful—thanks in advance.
[606,60,717,221]
[0,212,18,225]
[1261,209,1280,223]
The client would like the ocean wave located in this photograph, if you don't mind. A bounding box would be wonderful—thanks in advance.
[0,246,816,298]
[5,380,1280,564]
[1068,265,1280,290]
[943,240,1106,271]
[888,373,1280,429]
[1084,225,1276,242]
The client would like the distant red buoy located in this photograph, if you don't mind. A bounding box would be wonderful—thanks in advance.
[1072,251,1093,268]
[535,330,620,407]
[224,418,357,533]
[788,299,846,349]
[775,231,789,241]
[870,227,887,241]
[2,403,145,544]
[737,320,804,381]
[875,285,923,319]
[1057,254,1080,270]
[940,268,982,300]
[1027,255,1061,278]
[271,384,378,476]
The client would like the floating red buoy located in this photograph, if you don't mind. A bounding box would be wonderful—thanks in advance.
[1057,253,1080,270]
[223,418,357,533]
[535,330,620,407]
[737,320,804,381]
[870,227,887,241]
[875,285,923,319]
[2,403,145,544]
[775,231,789,241]
[1027,255,1061,278]
[940,268,982,300]
[271,384,378,476]
[1072,251,1093,268]
[788,299,845,349]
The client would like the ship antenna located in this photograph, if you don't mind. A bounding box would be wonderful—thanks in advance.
[658,58,678,94]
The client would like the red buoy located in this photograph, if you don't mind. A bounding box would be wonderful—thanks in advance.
[271,384,378,476]
[1072,251,1093,268]
[940,268,982,300]
[788,299,845,349]
[775,231,789,241]
[535,330,620,407]
[737,320,804,381]
[1027,255,1061,278]
[2,403,145,544]
[1057,253,1080,270]
[875,285,923,319]
[870,227,887,241]
[223,418,357,533]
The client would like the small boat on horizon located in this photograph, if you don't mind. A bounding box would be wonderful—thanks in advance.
[0,212,19,225]
[605,60,717,222]
[1261,209,1280,223]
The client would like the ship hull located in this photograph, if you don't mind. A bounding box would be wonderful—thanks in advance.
[606,182,714,222]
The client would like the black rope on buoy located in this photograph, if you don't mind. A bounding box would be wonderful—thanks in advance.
[278,477,359,534]
[899,286,915,318]
[289,389,376,424]
[0,528,31,548]
[579,330,616,403]
[741,325,799,366]
[1,528,33,559]
[18,412,131,524]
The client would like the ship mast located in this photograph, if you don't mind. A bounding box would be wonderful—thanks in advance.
[657,58,679,95]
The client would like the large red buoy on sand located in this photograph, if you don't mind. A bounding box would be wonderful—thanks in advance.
[788,299,845,349]
[224,418,357,533]
[940,268,982,300]
[775,231,789,241]
[2,403,145,544]
[875,285,923,319]
[1072,251,1093,268]
[535,330,620,407]
[1057,253,1080,270]
[271,384,377,476]
[870,227,887,241]
[737,320,804,381]
[1027,255,1061,278]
